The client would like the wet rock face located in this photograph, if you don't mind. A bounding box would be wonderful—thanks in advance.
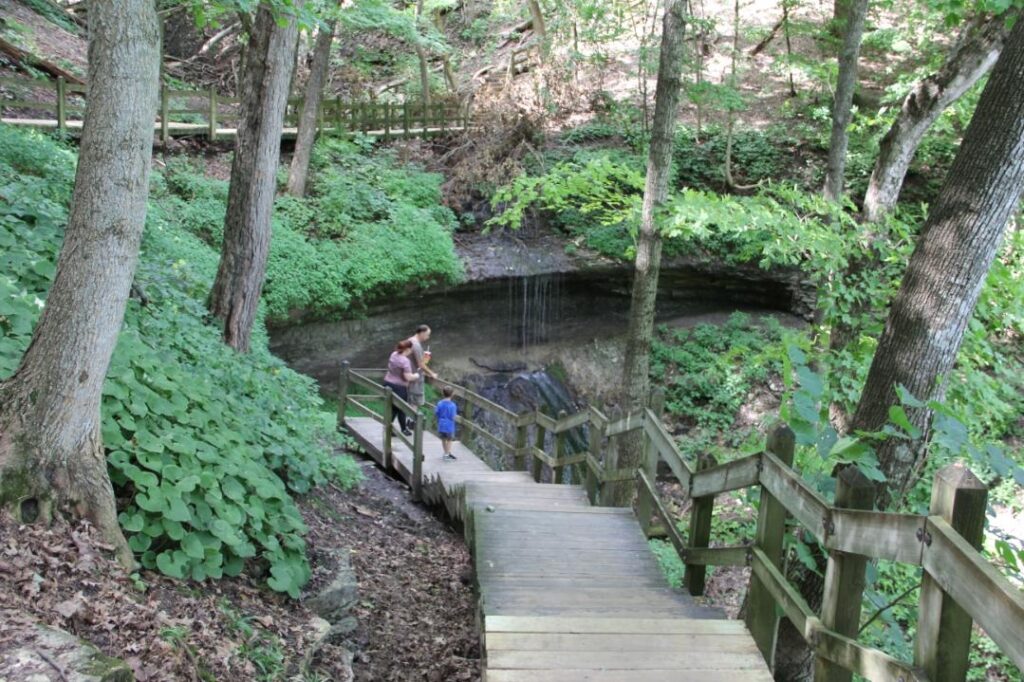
[269,265,810,396]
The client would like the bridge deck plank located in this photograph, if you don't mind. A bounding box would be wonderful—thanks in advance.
[343,415,771,679]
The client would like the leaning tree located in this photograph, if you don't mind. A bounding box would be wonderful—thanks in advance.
[852,14,1024,508]
[0,0,161,565]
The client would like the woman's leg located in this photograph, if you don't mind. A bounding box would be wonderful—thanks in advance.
[394,384,411,431]
[384,382,408,430]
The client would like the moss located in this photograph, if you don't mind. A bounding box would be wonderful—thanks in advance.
[0,466,32,509]
[84,650,134,682]
[544,361,569,385]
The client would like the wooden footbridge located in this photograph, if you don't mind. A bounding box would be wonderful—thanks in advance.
[0,74,469,142]
[337,364,1024,681]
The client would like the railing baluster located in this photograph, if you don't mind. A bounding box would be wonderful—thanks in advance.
[336,360,350,430]
[815,466,874,682]
[382,387,394,470]
[684,453,717,596]
[915,465,988,682]
[532,407,547,483]
[411,412,425,502]
[745,424,795,670]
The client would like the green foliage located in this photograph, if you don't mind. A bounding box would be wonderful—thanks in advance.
[672,126,786,190]
[0,124,361,597]
[160,138,462,322]
[19,0,81,34]
[651,313,785,434]
[649,538,686,588]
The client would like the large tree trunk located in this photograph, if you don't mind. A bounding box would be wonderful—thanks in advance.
[0,0,160,567]
[287,19,336,197]
[862,13,1010,221]
[209,4,301,352]
[852,16,1024,509]
[607,0,688,506]
[822,0,869,201]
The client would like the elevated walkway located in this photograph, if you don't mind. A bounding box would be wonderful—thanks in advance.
[346,416,772,681]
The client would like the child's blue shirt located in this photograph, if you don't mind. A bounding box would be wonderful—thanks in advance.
[435,398,457,434]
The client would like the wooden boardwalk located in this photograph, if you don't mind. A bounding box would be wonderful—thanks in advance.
[345,416,772,681]
[0,117,467,141]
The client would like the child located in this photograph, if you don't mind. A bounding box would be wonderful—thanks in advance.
[435,386,458,460]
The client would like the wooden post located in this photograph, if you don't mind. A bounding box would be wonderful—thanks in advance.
[350,102,357,133]
[383,102,391,141]
[440,101,447,135]
[532,408,547,483]
[553,410,568,484]
[334,98,342,133]
[336,361,350,430]
[403,101,411,138]
[605,407,623,506]
[56,76,66,132]
[514,423,528,471]
[814,466,874,682]
[161,84,169,144]
[685,453,718,596]
[208,89,217,141]
[586,412,603,504]
[637,390,665,534]
[382,387,394,470]
[744,424,795,671]
[915,464,988,682]
[422,99,429,138]
[411,412,425,502]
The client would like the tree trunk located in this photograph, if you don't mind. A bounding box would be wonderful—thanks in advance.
[0,0,160,567]
[209,4,301,352]
[851,16,1024,509]
[527,0,548,61]
[822,0,869,201]
[287,19,336,197]
[607,0,688,506]
[416,0,431,108]
[862,13,1010,221]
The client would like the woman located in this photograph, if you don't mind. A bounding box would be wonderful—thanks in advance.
[383,340,420,436]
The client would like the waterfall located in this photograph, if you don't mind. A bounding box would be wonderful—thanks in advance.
[506,274,563,351]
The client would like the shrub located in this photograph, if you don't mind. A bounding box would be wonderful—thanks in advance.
[0,124,361,596]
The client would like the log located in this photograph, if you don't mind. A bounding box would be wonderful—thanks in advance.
[0,37,84,84]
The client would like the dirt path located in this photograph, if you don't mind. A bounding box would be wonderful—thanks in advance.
[307,459,480,682]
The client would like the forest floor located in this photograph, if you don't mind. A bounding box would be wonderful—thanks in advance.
[0,453,480,682]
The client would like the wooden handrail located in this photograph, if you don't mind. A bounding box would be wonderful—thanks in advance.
[337,360,1023,676]
[2,73,472,141]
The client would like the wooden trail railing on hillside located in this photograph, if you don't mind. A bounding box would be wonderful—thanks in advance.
[336,362,1024,681]
[0,73,471,141]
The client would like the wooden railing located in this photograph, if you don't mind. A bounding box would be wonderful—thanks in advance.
[0,73,471,141]
[335,362,1024,680]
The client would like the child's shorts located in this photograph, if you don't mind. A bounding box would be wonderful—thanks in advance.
[439,431,455,440]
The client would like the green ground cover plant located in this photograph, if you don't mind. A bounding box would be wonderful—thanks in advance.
[0,124,361,596]
[160,134,462,324]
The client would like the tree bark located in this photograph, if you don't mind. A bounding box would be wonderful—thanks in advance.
[415,0,431,108]
[862,13,1010,221]
[209,3,301,352]
[0,0,160,567]
[822,0,869,201]
[527,0,548,61]
[851,16,1024,509]
[607,0,688,506]
[287,19,336,197]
